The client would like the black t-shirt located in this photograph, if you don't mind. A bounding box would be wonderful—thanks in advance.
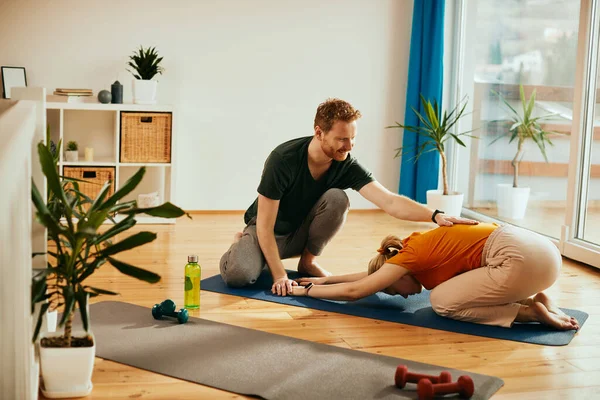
[244,136,374,234]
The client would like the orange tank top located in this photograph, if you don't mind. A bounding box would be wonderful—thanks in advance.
[386,223,499,290]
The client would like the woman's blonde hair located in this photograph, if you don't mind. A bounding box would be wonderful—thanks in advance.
[367,234,404,275]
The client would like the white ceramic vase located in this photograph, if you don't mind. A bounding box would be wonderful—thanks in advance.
[133,80,158,105]
[496,183,530,220]
[426,190,464,217]
[39,330,95,398]
[64,151,78,162]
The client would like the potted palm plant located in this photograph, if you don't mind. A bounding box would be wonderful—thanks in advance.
[31,142,189,398]
[491,85,558,219]
[387,94,476,216]
[127,45,164,105]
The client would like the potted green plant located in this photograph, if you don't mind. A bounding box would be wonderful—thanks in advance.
[31,142,189,398]
[491,85,558,219]
[127,45,164,105]
[65,140,78,162]
[32,127,62,336]
[387,94,476,216]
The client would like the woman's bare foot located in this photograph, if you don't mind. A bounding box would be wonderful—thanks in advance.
[533,292,568,318]
[297,260,332,277]
[233,232,243,243]
[519,302,579,331]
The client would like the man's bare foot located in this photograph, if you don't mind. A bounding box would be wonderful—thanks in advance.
[523,302,579,331]
[233,232,243,243]
[533,292,568,318]
[297,260,332,277]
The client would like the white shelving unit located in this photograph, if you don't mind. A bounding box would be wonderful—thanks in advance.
[46,101,176,224]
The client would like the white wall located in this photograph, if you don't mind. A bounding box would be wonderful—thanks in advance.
[0,0,413,211]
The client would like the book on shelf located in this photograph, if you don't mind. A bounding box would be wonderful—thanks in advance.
[47,94,98,104]
[53,91,92,97]
[55,88,93,94]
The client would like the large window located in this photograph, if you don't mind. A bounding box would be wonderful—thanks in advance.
[457,0,581,240]
[451,0,600,267]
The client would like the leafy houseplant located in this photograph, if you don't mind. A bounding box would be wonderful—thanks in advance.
[491,85,558,220]
[31,142,190,396]
[492,85,557,188]
[65,140,78,162]
[128,46,164,105]
[387,95,475,216]
[127,46,164,80]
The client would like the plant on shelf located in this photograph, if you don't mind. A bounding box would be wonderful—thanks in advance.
[387,94,476,216]
[127,45,164,80]
[127,45,164,105]
[65,140,78,162]
[31,142,190,397]
[66,141,78,152]
[491,84,558,188]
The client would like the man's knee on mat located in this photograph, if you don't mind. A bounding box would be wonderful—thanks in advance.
[219,251,263,288]
[222,268,261,287]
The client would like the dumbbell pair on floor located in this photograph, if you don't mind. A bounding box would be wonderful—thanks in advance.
[395,365,474,400]
[152,299,189,324]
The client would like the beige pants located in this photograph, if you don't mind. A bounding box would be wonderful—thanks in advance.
[429,224,562,328]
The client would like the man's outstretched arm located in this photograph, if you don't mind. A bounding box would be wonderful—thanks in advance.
[358,181,478,226]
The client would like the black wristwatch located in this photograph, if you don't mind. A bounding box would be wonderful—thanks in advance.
[431,209,445,223]
[304,282,314,296]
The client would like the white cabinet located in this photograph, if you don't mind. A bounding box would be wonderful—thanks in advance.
[46,102,177,224]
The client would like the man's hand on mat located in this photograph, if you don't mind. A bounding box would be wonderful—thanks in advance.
[295,276,328,285]
[271,276,298,296]
[435,214,479,227]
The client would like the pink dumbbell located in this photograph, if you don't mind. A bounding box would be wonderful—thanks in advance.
[394,365,452,388]
[417,375,475,400]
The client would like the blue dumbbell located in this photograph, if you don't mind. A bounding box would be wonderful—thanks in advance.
[152,299,188,324]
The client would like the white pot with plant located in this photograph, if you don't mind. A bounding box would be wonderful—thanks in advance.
[388,95,476,217]
[64,141,78,162]
[492,85,557,220]
[128,45,164,105]
[31,142,190,398]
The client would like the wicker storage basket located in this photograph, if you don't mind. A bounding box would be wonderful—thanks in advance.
[120,112,172,163]
[63,167,115,209]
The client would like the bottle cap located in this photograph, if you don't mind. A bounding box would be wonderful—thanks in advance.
[188,255,198,263]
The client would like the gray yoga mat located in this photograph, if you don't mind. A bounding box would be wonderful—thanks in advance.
[73,301,504,399]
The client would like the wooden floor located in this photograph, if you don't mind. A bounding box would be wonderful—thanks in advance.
[40,211,600,400]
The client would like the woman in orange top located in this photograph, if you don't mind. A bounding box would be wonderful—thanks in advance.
[291,223,579,331]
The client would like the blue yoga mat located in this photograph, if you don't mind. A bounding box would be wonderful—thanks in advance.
[201,270,588,346]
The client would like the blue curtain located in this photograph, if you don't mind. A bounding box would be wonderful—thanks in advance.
[398,0,445,203]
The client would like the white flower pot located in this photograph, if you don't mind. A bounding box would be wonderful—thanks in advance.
[426,190,464,217]
[496,184,530,220]
[39,330,95,398]
[65,150,78,162]
[133,79,158,105]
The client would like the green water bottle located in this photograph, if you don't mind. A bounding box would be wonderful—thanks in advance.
[184,255,201,309]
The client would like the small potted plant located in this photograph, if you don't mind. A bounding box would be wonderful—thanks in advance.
[127,45,164,105]
[387,95,476,216]
[31,142,190,398]
[491,85,558,219]
[65,140,78,162]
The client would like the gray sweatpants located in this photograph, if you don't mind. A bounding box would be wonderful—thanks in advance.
[219,189,350,287]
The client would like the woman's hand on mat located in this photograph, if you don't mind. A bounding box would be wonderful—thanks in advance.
[295,277,328,285]
[435,214,479,227]
[290,285,311,297]
[271,277,298,296]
